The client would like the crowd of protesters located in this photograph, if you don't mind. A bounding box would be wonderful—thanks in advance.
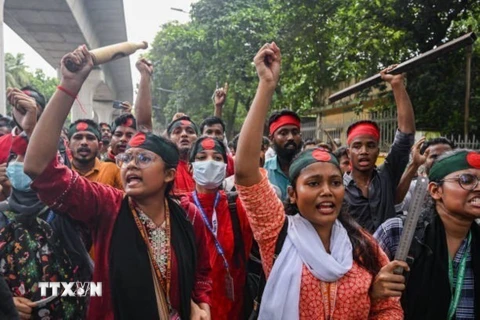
[0,42,478,320]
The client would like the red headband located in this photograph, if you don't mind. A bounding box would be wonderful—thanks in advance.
[11,135,28,157]
[0,134,12,164]
[269,115,301,135]
[347,123,380,145]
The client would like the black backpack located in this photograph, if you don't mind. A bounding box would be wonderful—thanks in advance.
[225,192,288,320]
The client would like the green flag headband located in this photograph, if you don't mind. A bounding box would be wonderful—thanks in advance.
[68,121,101,141]
[429,150,480,181]
[289,148,340,182]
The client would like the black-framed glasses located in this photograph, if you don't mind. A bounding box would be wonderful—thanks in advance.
[115,152,156,169]
[440,173,480,191]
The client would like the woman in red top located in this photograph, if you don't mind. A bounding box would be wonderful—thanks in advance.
[24,46,212,320]
[234,42,402,319]
[188,136,253,319]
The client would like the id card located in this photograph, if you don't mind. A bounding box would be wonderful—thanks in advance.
[225,272,235,301]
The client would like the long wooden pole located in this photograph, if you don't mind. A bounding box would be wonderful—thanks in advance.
[328,32,477,103]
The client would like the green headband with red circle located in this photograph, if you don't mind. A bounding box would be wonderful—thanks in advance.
[68,121,101,140]
[429,151,480,181]
[288,148,340,182]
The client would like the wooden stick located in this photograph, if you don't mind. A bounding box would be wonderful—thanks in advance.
[328,32,477,103]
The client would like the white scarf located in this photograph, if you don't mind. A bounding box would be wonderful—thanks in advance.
[259,214,353,320]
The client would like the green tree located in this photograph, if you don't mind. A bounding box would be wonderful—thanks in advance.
[27,69,59,101]
[148,0,277,137]
[148,0,480,136]
[5,53,30,88]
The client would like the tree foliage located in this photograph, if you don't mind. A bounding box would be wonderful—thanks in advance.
[5,53,31,89]
[4,53,59,115]
[149,0,480,136]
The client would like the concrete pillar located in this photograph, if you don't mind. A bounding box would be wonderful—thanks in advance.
[93,100,114,124]
[0,0,6,116]
[71,69,103,121]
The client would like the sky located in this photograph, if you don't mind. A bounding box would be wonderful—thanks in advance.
[4,0,197,95]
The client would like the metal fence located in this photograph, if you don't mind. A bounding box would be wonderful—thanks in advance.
[448,134,480,149]
[302,109,398,152]
[303,110,480,152]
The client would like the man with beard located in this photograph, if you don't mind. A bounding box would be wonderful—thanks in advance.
[167,116,199,194]
[98,122,112,160]
[104,114,137,162]
[264,110,303,200]
[344,68,415,233]
[68,119,122,190]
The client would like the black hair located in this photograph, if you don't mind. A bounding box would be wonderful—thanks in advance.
[188,136,228,163]
[304,138,316,146]
[167,116,198,136]
[20,85,46,110]
[267,110,301,132]
[99,122,112,130]
[112,114,137,133]
[285,157,382,276]
[333,146,348,159]
[420,137,455,155]
[158,136,181,196]
[200,116,226,134]
[262,136,270,148]
[0,116,14,128]
[346,120,380,137]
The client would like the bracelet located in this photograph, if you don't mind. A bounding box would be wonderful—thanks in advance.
[57,85,78,99]
[56,85,87,115]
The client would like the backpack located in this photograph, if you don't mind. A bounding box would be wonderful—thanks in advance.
[225,192,288,320]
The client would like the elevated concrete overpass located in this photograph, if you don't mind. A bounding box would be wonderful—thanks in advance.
[1,0,133,123]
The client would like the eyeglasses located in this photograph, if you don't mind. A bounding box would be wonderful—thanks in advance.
[440,173,480,191]
[115,152,156,169]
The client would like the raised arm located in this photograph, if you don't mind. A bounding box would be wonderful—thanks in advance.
[380,68,415,134]
[235,42,281,187]
[213,84,227,118]
[24,45,93,179]
[134,58,154,132]
[395,138,427,204]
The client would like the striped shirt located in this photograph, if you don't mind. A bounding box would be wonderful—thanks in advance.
[374,217,475,319]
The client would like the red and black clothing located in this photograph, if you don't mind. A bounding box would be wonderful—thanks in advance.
[31,159,212,320]
[174,157,235,195]
[188,191,252,319]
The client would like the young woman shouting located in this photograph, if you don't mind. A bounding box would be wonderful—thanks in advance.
[234,42,402,319]
[23,46,212,320]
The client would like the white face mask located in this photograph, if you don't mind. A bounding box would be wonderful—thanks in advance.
[192,160,227,189]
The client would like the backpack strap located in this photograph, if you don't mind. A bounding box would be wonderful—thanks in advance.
[227,191,246,268]
[250,218,288,318]
[398,214,430,265]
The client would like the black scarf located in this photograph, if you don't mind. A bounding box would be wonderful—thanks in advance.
[109,197,196,320]
[402,213,480,319]
[5,188,93,284]
[8,188,46,223]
